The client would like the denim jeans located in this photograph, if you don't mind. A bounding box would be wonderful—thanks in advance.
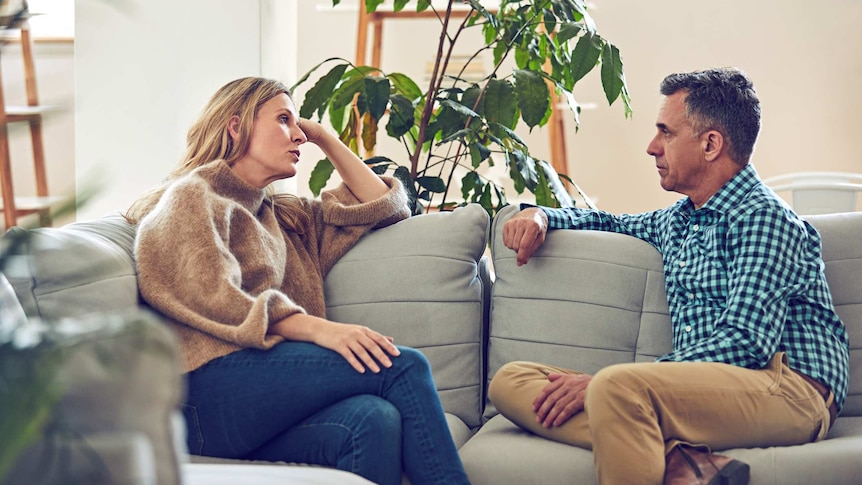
[182,342,470,485]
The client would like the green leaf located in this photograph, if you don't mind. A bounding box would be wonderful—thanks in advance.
[461,171,480,200]
[620,84,634,118]
[557,22,583,44]
[479,183,493,210]
[393,165,419,213]
[393,0,409,12]
[439,98,481,119]
[469,142,491,168]
[386,94,415,138]
[364,76,391,120]
[417,0,431,12]
[600,41,626,105]
[513,69,550,129]
[569,30,603,85]
[438,128,472,145]
[290,56,343,92]
[461,85,485,118]
[365,0,384,13]
[417,176,446,193]
[506,151,526,194]
[309,158,335,196]
[534,162,554,206]
[330,75,365,111]
[389,72,423,101]
[489,122,527,147]
[538,159,575,207]
[484,78,517,129]
[300,63,348,120]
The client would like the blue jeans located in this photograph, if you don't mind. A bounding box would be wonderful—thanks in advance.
[182,342,470,485]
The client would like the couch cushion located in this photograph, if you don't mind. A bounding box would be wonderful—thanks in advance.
[460,414,862,485]
[1,213,139,320]
[325,204,491,430]
[486,204,672,418]
[805,212,862,416]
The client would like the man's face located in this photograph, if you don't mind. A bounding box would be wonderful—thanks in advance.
[646,92,708,197]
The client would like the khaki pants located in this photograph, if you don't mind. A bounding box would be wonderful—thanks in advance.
[488,353,831,485]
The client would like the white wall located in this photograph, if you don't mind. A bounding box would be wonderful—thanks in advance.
[564,0,862,213]
[76,0,265,219]
[291,0,862,213]
[71,0,862,219]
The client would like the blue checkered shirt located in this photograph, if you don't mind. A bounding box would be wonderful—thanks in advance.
[534,164,850,412]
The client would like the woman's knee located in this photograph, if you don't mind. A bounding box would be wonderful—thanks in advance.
[349,395,402,438]
[392,346,432,377]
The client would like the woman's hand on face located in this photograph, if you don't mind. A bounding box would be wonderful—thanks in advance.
[316,321,401,373]
[297,118,327,146]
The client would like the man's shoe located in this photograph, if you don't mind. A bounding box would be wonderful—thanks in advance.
[664,445,750,485]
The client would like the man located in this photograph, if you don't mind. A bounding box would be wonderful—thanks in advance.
[489,68,849,485]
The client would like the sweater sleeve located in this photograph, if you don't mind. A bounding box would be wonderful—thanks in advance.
[312,175,410,275]
[135,179,304,349]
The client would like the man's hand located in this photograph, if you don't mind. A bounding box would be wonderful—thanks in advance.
[533,373,592,428]
[502,207,549,266]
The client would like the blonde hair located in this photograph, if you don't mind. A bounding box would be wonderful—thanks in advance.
[125,77,309,232]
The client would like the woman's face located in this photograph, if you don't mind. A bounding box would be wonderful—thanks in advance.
[230,93,308,188]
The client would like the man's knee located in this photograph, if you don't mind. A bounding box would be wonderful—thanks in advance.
[489,361,547,405]
[585,363,650,411]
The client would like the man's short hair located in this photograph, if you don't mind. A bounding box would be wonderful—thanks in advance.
[660,68,761,165]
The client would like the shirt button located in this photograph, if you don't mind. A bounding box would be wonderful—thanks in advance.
[687,293,694,300]
[685,325,692,332]
[693,224,700,231]
[679,261,686,267]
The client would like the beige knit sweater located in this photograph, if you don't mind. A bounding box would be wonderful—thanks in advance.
[134,160,409,372]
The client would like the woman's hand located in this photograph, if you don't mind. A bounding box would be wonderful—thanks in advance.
[297,118,329,146]
[270,313,400,373]
[314,321,401,373]
[297,118,389,202]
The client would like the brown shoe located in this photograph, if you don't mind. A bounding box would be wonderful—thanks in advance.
[664,445,750,485]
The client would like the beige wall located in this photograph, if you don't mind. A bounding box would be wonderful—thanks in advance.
[18,0,862,226]
[562,0,862,213]
[293,0,862,213]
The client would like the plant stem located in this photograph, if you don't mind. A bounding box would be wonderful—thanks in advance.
[411,0,457,180]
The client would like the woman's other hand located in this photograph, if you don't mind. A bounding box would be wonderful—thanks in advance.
[270,313,400,373]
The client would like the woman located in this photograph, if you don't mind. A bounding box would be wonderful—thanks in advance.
[127,77,471,485]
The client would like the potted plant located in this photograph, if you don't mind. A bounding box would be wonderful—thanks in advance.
[294,0,632,215]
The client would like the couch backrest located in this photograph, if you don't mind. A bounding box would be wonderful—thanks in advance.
[3,213,140,320]
[487,205,862,418]
[806,212,862,415]
[1,205,493,430]
[325,204,491,430]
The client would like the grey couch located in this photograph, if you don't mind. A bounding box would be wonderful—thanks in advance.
[2,203,860,484]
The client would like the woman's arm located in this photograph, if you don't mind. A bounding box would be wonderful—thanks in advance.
[299,118,388,202]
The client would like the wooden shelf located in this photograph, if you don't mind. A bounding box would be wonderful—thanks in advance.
[0,18,53,230]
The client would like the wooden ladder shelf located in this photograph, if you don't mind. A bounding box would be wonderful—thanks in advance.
[0,17,58,230]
